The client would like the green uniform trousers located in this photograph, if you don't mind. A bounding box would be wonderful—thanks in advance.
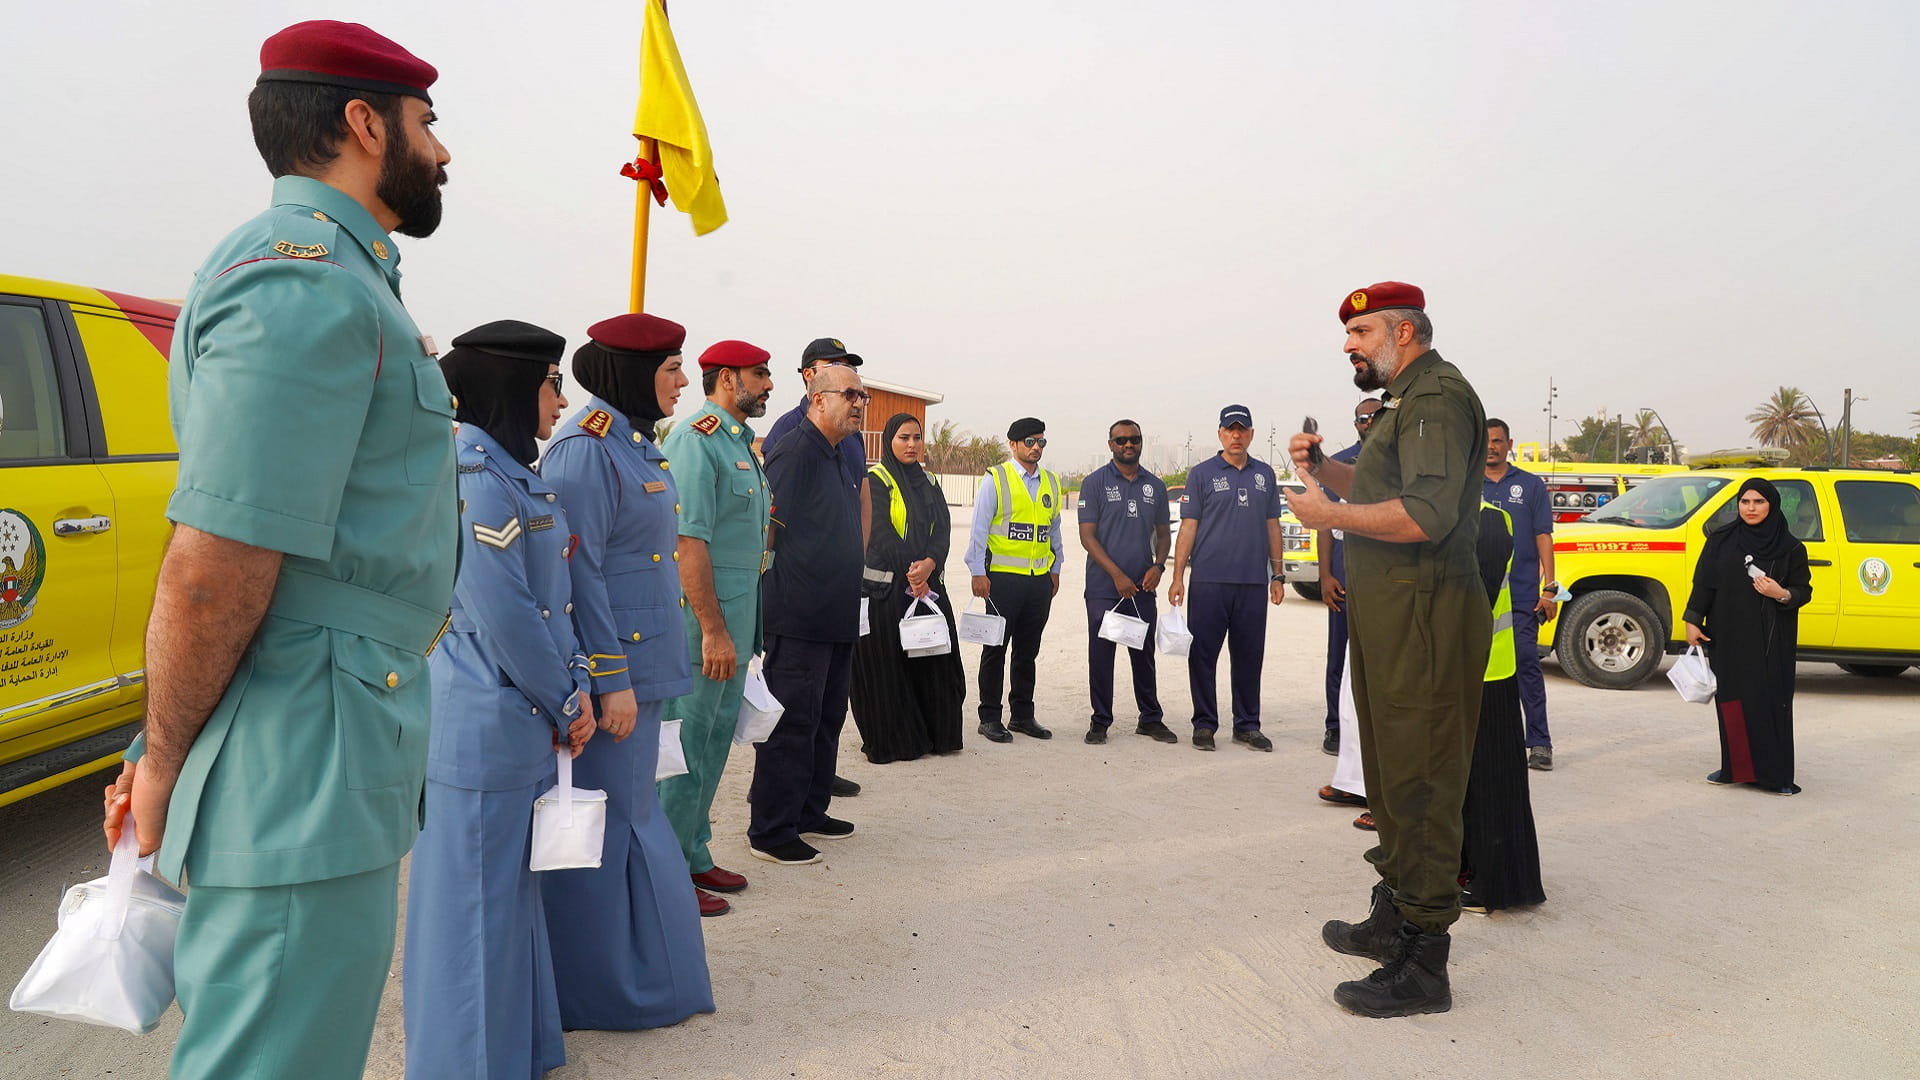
[1348,573,1489,934]
[169,860,401,1079]
[658,608,754,875]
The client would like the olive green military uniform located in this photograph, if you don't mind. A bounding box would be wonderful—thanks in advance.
[136,175,458,1078]
[657,402,771,874]
[1342,349,1490,933]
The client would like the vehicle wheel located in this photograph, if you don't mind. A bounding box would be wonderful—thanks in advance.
[1837,663,1909,677]
[1291,582,1322,602]
[1557,589,1666,689]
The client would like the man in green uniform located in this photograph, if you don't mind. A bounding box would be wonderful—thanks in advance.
[658,340,775,917]
[1286,281,1489,1018]
[100,21,457,1078]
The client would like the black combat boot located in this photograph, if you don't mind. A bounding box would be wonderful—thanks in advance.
[1333,924,1453,1017]
[1321,882,1405,963]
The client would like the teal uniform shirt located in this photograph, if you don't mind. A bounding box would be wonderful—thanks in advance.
[154,175,459,889]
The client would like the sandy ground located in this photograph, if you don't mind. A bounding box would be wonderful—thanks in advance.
[5,510,1919,1079]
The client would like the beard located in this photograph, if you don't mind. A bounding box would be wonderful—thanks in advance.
[1350,340,1399,391]
[1113,447,1140,465]
[378,125,446,239]
[736,385,771,418]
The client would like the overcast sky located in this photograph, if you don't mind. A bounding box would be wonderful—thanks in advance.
[5,1,1915,475]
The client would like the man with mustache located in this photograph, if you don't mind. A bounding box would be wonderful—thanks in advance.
[1287,282,1489,1018]
[101,20,456,1078]
[658,340,776,915]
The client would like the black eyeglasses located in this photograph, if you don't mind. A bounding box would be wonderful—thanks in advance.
[544,373,564,393]
[823,388,871,404]
[1022,437,1048,448]
[1111,435,1142,446]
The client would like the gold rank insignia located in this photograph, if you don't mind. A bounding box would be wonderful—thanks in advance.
[1350,290,1368,311]
[472,516,522,550]
[691,413,722,436]
[579,410,614,438]
[273,240,329,259]
[372,241,390,260]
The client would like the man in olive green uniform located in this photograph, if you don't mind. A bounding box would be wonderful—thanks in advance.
[1286,282,1489,1018]
[658,341,775,917]
[100,22,457,1078]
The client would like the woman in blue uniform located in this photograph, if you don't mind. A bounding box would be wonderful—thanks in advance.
[404,321,597,1078]
[539,313,714,1030]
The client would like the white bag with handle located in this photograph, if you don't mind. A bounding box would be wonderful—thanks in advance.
[898,595,952,652]
[529,748,608,871]
[734,656,784,745]
[1098,596,1150,651]
[957,597,1007,646]
[1667,644,1717,704]
[1156,603,1194,657]
[655,718,689,781]
[10,812,185,1033]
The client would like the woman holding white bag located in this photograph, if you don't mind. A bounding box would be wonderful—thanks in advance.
[404,322,596,1079]
[849,414,966,762]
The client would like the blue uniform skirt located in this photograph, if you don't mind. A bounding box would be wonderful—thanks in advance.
[540,700,715,1030]
[404,777,566,1078]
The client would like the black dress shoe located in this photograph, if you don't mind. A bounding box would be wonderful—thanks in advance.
[1084,727,1108,745]
[1323,729,1339,756]
[978,720,1013,743]
[831,775,861,797]
[1234,730,1274,752]
[1008,718,1052,739]
[1135,720,1179,744]
[1706,769,1734,785]
[1192,730,1216,751]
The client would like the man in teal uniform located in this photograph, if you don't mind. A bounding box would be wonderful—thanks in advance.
[658,340,775,917]
[101,21,457,1078]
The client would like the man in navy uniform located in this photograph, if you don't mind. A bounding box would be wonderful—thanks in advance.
[1318,396,1384,757]
[1483,419,1558,769]
[1167,405,1287,752]
[1077,419,1174,745]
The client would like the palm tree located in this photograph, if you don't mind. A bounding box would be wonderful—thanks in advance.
[1747,387,1822,461]
[924,419,962,475]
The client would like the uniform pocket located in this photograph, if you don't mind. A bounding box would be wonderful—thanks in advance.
[331,632,427,789]
[405,357,457,487]
[610,603,677,647]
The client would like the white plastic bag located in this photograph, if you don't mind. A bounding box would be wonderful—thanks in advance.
[1156,603,1194,657]
[735,656,784,744]
[898,595,952,652]
[1098,597,1150,651]
[957,597,1007,646]
[10,813,185,1033]
[530,749,608,872]
[655,718,689,781]
[1667,644,1717,704]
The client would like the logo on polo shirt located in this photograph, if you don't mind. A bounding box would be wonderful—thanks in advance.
[1106,485,1122,502]
[1237,488,1249,506]
[1509,484,1523,501]
[1212,477,1230,493]
[1127,499,1138,517]
[1255,473,1267,491]
[1142,484,1154,498]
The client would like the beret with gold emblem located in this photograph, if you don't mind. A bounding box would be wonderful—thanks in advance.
[1339,281,1425,324]
[698,340,771,372]
[588,313,687,356]
[257,20,438,103]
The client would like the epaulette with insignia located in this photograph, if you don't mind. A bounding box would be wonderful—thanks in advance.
[691,413,722,436]
[579,410,613,438]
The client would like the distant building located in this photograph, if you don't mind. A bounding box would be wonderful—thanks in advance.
[858,378,945,463]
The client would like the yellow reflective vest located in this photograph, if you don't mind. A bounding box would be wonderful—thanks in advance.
[1484,500,1516,682]
[869,463,909,538]
[986,461,1062,575]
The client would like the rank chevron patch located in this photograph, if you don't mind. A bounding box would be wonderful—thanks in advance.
[473,516,523,550]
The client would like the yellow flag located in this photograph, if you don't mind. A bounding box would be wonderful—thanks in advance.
[634,0,727,235]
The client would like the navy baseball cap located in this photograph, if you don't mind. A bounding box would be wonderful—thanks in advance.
[1219,404,1252,428]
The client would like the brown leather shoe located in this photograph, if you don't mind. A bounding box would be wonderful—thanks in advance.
[695,888,731,917]
[692,866,748,893]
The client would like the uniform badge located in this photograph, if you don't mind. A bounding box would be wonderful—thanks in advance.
[372,241,391,260]
[1255,473,1267,491]
[1143,484,1154,498]
[1042,493,1052,508]
[1350,290,1369,311]
[579,410,614,438]
[1105,486,1121,503]
[528,514,556,532]
[457,461,484,473]
[1860,557,1892,597]
[691,414,722,436]
[272,240,329,259]
[0,509,48,630]
[472,516,523,550]
[734,461,751,470]
[1237,488,1250,506]
[1127,499,1138,517]
[1509,484,1523,501]
[1213,477,1231,493]
[642,480,668,494]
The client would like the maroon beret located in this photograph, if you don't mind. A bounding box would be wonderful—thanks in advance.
[1339,281,1425,324]
[588,313,686,355]
[698,340,771,371]
[259,21,437,103]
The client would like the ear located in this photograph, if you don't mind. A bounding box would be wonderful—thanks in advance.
[341,99,386,158]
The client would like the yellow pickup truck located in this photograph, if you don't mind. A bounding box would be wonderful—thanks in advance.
[1,273,177,806]
[1544,461,1920,688]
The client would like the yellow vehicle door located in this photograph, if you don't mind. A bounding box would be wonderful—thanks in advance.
[1830,478,1920,648]
[1698,477,1839,645]
[0,297,129,776]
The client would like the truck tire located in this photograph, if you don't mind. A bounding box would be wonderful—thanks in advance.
[1837,663,1909,677]
[1558,589,1665,689]
[1291,582,1322,602]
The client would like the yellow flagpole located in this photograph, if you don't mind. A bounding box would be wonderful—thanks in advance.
[629,136,657,313]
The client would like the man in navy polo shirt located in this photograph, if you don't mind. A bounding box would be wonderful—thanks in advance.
[1168,405,1287,752]
[1077,419,1175,745]
[1483,419,1558,769]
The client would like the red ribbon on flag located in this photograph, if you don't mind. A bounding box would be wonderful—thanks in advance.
[621,156,669,206]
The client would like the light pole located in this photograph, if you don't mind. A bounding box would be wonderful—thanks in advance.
[1637,406,1680,463]
[1802,394,1834,464]
[1542,378,1560,463]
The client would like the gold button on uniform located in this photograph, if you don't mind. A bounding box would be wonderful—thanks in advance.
[730,425,740,435]
[679,597,686,608]
[450,395,460,409]
[659,461,669,470]
[373,241,390,260]
[313,211,329,221]
[632,433,644,443]
[545,493,556,503]
[631,632,642,642]
[652,553,662,562]
[672,551,680,561]
[384,672,399,688]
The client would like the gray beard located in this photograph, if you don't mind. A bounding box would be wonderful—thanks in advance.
[1351,345,1398,391]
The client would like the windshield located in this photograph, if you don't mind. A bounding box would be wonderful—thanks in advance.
[1584,475,1731,529]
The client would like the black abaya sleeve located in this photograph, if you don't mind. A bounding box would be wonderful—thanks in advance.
[1777,541,1813,610]
[1682,532,1724,626]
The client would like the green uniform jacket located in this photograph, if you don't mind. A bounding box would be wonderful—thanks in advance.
[146,175,459,888]
[1344,350,1486,588]
[660,402,772,655]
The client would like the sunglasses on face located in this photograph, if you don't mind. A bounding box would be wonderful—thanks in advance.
[823,388,871,403]
[1111,435,1142,446]
[1354,413,1376,426]
[1022,437,1048,448]
[544,373,564,393]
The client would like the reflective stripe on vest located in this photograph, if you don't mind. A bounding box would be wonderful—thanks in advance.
[1484,501,1516,682]
[868,463,908,538]
[986,461,1060,575]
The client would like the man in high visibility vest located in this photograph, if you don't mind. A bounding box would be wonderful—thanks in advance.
[964,417,1064,742]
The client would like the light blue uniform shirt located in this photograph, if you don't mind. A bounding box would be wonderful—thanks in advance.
[963,462,1066,575]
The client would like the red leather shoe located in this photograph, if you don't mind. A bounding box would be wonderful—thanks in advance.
[695,888,731,917]
[692,866,748,893]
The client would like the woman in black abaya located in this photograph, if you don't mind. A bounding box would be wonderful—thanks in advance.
[849,414,967,762]
[1682,478,1812,795]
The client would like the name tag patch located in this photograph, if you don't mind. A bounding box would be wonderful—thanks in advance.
[528,514,556,532]
[643,480,668,493]
[1213,477,1231,493]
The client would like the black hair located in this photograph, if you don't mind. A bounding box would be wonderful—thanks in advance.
[702,367,723,395]
[248,81,409,178]
[1487,418,1511,438]
[1109,418,1141,438]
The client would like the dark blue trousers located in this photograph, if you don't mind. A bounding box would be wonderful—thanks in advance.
[1513,605,1552,747]
[1086,594,1163,729]
[749,635,852,848]
[1324,599,1348,733]
[1186,581,1267,733]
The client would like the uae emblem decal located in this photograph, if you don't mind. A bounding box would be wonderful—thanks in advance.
[0,509,47,629]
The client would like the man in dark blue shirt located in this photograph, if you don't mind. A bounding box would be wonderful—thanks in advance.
[1319,396,1384,757]
[1482,419,1558,769]
[1167,405,1287,751]
[750,364,868,866]
[1076,419,1174,745]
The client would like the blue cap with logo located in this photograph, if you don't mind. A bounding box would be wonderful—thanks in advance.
[1218,404,1252,429]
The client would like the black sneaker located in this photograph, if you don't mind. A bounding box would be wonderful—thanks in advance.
[800,816,855,840]
[1192,730,1216,751]
[831,775,862,797]
[1322,729,1339,756]
[1084,727,1108,745]
[749,838,822,865]
[1135,720,1179,744]
[1234,730,1274,752]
